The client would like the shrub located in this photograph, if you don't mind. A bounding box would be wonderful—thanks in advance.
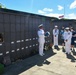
[0,63,4,74]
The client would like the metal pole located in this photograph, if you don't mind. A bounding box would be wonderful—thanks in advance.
[64,4,65,18]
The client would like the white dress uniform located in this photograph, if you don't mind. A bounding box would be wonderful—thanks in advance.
[38,29,45,56]
[53,28,59,46]
[64,29,72,54]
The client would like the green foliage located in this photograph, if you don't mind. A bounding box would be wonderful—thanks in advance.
[60,18,73,20]
[0,63,4,74]
[0,3,6,9]
[45,43,52,50]
[0,5,2,8]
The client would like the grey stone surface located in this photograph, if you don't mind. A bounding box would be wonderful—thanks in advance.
[2,46,76,75]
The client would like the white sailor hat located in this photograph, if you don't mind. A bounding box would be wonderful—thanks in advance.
[65,27,69,30]
[55,25,58,27]
[38,24,43,28]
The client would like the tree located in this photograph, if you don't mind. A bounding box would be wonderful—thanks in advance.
[0,3,6,8]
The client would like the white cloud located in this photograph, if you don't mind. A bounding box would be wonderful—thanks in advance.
[70,0,76,9]
[66,13,76,19]
[38,8,53,14]
[38,8,76,19]
[38,10,46,14]
[44,13,63,18]
[58,5,64,10]
[38,10,63,18]
[43,8,53,12]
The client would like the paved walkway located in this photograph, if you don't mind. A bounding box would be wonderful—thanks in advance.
[2,46,76,75]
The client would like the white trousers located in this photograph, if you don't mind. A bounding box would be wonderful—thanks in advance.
[39,42,44,55]
[65,41,71,54]
[53,36,58,46]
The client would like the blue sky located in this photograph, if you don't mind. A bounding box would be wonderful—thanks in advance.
[0,0,76,19]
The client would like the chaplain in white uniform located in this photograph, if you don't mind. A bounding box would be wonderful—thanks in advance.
[37,24,45,56]
[63,27,72,54]
[53,25,59,49]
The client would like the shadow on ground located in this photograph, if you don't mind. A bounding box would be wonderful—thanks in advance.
[37,59,51,66]
[3,49,56,75]
[72,49,76,56]
[66,54,76,62]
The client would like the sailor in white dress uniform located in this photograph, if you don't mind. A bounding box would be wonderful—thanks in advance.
[37,24,45,56]
[63,27,72,54]
[53,25,59,49]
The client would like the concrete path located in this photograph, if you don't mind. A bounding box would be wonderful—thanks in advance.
[2,46,76,75]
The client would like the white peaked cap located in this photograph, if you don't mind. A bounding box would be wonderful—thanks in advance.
[65,27,69,30]
[55,25,58,27]
[38,24,43,28]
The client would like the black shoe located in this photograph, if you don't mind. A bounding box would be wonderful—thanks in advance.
[56,46,60,50]
[57,47,60,50]
[54,46,57,49]
[54,45,60,50]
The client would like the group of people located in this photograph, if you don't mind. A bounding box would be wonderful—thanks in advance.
[37,24,76,56]
[53,25,76,54]
[60,26,76,54]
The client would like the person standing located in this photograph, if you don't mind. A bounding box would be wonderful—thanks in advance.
[53,25,59,49]
[64,27,72,54]
[70,28,76,51]
[37,24,45,56]
[60,26,65,49]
